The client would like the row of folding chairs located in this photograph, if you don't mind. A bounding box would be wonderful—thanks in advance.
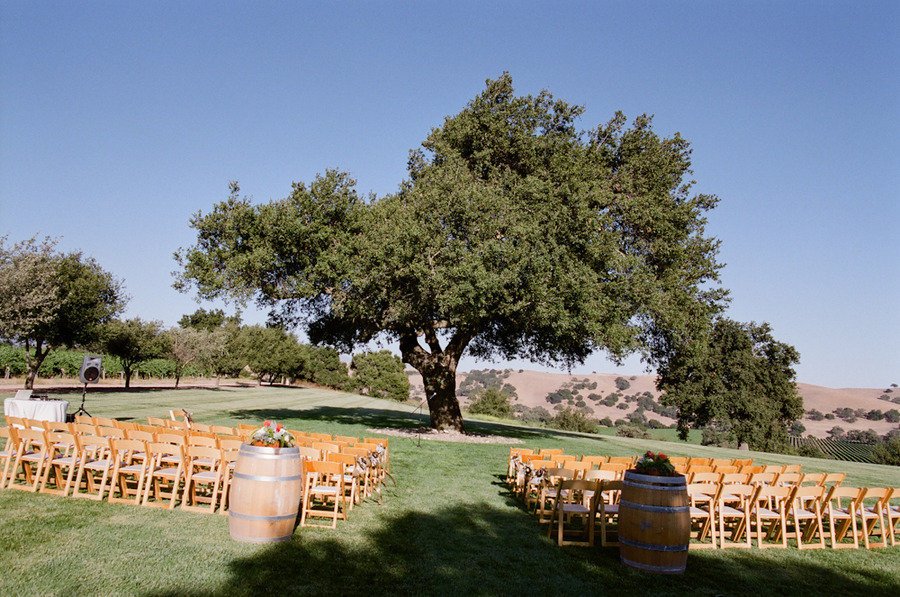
[683,481,900,550]
[1,418,390,522]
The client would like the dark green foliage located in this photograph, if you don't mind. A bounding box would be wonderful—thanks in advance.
[824,413,835,420]
[545,388,575,405]
[878,394,891,401]
[298,345,352,390]
[865,409,884,421]
[458,369,517,400]
[884,409,900,423]
[616,424,650,439]
[37,349,83,377]
[806,409,824,421]
[872,436,900,466]
[600,392,621,406]
[101,318,167,388]
[514,404,552,424]
[795,442,827,459]
[614,377,630,391]
[790,421,806,436]
[0,344,27,376]
[701,423,736,448]
[659,318,803,451]
[467,387,513,418]
[548,407,597,433]
[845,429,880,445]
[136,358,177,379]
[178,308,241,331]
[828,427,846,440]
[599,417,613,427]
[175,74,725,431]
[616,402,628,410]
[647,419,666,429]
[351,350,410,402]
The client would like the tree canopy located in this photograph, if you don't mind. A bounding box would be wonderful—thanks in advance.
[658,318,804,451]
[0,237,125,388]
[101,318,166,388]
[176,74,725,431]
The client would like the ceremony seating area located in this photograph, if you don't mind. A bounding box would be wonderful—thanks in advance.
[507,448,899,550]
[0,415,389,530]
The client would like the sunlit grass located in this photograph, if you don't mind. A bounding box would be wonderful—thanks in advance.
[1,386,898,595]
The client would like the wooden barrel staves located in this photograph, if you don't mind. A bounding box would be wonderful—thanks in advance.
[618,470,690,574]
[228,444,303,543]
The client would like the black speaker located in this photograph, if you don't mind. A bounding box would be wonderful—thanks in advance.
[79,355,102,384]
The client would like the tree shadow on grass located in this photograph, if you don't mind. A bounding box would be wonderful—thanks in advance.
[226,405,615,445]
[158,502,899,597]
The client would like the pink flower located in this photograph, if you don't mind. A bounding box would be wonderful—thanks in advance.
[264,420,272,428]
[275,423,283,432]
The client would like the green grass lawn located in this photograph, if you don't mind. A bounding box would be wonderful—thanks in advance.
[1,385,898,596]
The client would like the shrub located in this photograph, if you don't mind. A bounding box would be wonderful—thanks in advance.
[824,413,835,420]
[515,405,552,424]
[795,442,827,459]
[884,409,900,423]
[806,409,824,421]
[351,350,409,402]
[599,417,613,427]
[827,426,846,440]
[647,418,666,429]
[467,387,513,418]
[865,409,884,421]
[614,376,630,391]
[872,436,900,466]
[616,403,629,410]
[790,421,806,436]
[0,344,27,376]
[548,407,597,433]
[616,424,649,439]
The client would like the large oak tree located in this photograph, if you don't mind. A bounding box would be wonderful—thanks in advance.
[175,74,725,431]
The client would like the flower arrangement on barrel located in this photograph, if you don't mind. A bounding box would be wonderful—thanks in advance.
[249,420,296,448]
[633,451,678,476]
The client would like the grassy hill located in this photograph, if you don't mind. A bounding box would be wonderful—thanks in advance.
[1,385,898,596]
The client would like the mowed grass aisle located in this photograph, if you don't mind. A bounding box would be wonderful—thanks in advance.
[1,386,898,596]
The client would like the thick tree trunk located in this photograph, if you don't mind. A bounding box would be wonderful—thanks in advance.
[124,367,132,389]
[421,365,464,431]
[24,339,49,390]
[399,329,471,432]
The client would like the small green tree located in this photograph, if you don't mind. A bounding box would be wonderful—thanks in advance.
[872,436,900,466]
[467,387,513,418]
[235,325,301,384]
[178,308,241,331]
[350,350,409,401]
[101,318,167,388]
[659,318,803,451]
[549,407,597,433]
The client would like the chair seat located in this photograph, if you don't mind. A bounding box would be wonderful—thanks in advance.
[599,504,619,514]
[51,456,79,465]
[690,506,712,517]
[311,485,338,494]
[860,508,881,519]
[559,503,590,515]
[161,456,182,464]
[153,467,181,478]
[21,453,47,462]
[84,459,111,470]
[792,508,817,520]
[719,505,745,516]
[119,464,144,473]
[192,471,218,481]
[756,507,781,519]
[830,508,852,519]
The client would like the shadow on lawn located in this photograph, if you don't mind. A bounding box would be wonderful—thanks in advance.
[164,502,899,597]
[227,405,610,445]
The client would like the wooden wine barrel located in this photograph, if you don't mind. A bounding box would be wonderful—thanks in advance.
[228,444,303,543]
[618,470,690,574]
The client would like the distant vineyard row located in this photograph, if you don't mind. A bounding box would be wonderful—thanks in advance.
[789,436,876,463]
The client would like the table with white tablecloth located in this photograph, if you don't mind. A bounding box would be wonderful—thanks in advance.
[3,398,69,422]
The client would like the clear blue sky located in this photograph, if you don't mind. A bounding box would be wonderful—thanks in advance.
[1,2,897,388]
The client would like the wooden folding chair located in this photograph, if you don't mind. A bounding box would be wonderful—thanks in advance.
[93,416,116,428]
[823,472,846,488]
[750,484,791,549]
[142,442,185,509]
[300,460,346,528]
[858,488,890,548]
[689,457,713,467]
[363,437,389,472]
[668,456,690,468]
[717,484,754,548]
[690,472,721,485]
[782,464,802,474]
[98,426,126,439]
[539,448,563,458]
[71,435,113,500]
[598,462,628,477]
[884,488,899,547]
[191,422,212,433]
[580,455,607,468]
[596,480,622,547]
[789,485,826,549]
[607,456,634,466]
[147,417,168,427]
[687,482,718,549]
[38,431,80,496]
[721,472,750,485]
[217,447,240,516]
[800,472,826,486]
[181,445,224,513]
[0,426,14,489]
[210,425,237,435]
[823,485,862,549]
[547,479,600,546]
[74,415,94,425]
[108,438,149,504]
[7,428,49,492]
[561,460,592,479]
[327,452,361,509]
[537,468,574,524]
[308,432,334,442]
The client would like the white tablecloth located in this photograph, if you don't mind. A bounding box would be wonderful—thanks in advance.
[4,398,69,422]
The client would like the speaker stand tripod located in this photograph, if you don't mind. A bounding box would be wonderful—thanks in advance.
[73,383,92,418]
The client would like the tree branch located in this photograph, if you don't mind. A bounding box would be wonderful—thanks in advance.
[423,326,443,354]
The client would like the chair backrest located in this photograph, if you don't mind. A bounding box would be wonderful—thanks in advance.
[823,472,845,487]
[237,423,258,431]
[581,455,608,466]
[97,426,126,439]
[147,417,168,426]
[755,483,793,504]
[188,434,218,448]
[80,435,111,454]
[721,473,750,485]
[186,445,222,463]
[93,416,116,427]
[528,460,555,472]
[156,432,186,445]
[164,419,188,430]
[741,464,764,474]
[126,429,155,442]
[210,425,237,435]
[305,460,342,476]
[584,469,618,482]
[690,472,721,484]
[792,484,824,505]
[111,438,147,458]
[297,446,322,461]
[782,464,802,474]
[146,441,183,460]
[824,485,862,506]
[48,431,78,451]
[599,462,628,473]
[190,422,212,433]
[732,458,753,467]
[363,437,388,448]
[607,456,634,465]
[44,422,71,433]
[718,483,755,504]
[313,442,339,454]
[689,457,713,467]
[687,465,714,474]
[778,472,803,486]
[17,428,46,448]
[599,479,623,502]
[74,415,94,425]
[342,446,368,458]
[687,482,719,502]
[714,465,739,474]
[511,447,534,457]
[327,452,356,467]
[750,472,778,485]
[114,420,138,431]
[539,448,563,456]
[800,472,826,485]
[562,461,592,477]
[861,487,891,504]
[217,438,244,450]
[763,465,784,474]
[668,456,690,466]
[73,423,98,436]
[333,435,359,445]
[309,432,334,442]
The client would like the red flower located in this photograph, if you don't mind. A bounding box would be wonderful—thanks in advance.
[645,450,654,458]
[263,420,272,427]
[275,423,283,432]
[658,453,667,460]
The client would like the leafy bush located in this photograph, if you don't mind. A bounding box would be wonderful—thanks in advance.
[828,426,846,440]
[615,424,649,439]
[350,350,409,402]
[0,344,27,376]
[884,409,900,423]
[865,409,884,421]
[616,403,629,410]
[806,409,824,421]
[548,407,597,433]
[614,376,630,391]
[514,405,552,424]
[795,442,827,459]
[598,417,613,427]
[872,436,900,466]
[790,421,806,436]
[467,387,513,418]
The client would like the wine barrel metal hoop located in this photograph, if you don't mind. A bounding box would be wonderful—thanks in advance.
[619,537,690,552]
[619,499,690,513]
[620,556,687,574]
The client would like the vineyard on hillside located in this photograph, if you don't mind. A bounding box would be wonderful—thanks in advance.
[790,436,876,463]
